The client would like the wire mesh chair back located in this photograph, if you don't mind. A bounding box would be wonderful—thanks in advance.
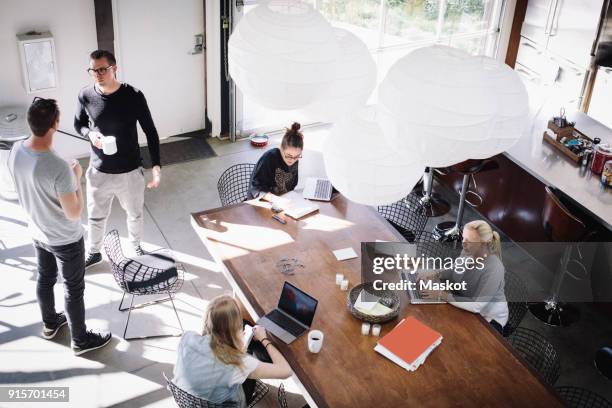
[217,163,256,207]
[507,328,561,385]
[414,231,462,260]
[277,383,288,408]
[503,270,528,337]
[103,230,182,296]
[377,194,429,242]
[556,386,612,408]
[163,372,239,408]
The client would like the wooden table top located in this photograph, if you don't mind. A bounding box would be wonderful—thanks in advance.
[191,196,564,408]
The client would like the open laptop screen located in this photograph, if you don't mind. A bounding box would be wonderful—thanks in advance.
[278,282,318,327]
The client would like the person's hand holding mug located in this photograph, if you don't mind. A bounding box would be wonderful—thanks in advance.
[147,165,161,189]
[70,159,82,181]
[88,131,103,149]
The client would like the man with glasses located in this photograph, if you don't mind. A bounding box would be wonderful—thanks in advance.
[74,50,161,267]
[8,98,112,355]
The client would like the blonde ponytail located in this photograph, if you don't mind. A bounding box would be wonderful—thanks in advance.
[464,220,502,260]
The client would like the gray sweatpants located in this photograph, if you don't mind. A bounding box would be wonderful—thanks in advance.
[86,166,145,253]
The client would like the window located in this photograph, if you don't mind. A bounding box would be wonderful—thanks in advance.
[233,0,506,136]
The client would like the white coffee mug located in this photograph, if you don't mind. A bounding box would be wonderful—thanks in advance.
[308,330,324,353]
[102,136,117,155]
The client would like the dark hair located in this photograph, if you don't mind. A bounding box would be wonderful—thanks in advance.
[28,97,59,137]
[90,49,116,65]
[281,122,304,150]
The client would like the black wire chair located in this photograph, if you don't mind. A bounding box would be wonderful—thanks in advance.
[217,163,256,207]
[503,270,528,337]
[103,230,184,340]
[163,373,269,408]
[413,231,462,260]
[278,383,288,408]
[556,386,612,408]
[377,194,429,242]
[507,328,561,386]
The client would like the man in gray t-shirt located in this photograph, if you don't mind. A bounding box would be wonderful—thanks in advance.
[9,97,111,355]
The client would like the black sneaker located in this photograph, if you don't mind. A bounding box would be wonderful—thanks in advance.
[85,252,103,269]
[72,330,112,356]
[42,312,68,339]
[134,246,146,256]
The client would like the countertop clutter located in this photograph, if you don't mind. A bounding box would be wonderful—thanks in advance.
[506,110,612,230]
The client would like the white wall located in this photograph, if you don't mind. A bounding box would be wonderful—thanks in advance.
[206,0,222,137]
[114,0,206,141]
[0,0,97,159]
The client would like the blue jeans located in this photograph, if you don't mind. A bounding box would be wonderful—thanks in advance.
[33,238,87,343]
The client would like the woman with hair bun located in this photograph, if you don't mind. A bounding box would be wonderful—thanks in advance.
[248,122,303,200]
[419,220,509,335]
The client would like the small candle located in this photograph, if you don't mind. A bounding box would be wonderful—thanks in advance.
[340,279,349,291]
[335,273,344,285]
[361,322,371,336]
[371,324,381,337]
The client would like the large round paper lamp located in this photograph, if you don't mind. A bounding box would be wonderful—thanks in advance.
[323,106,424,206]
[300,28,376,122]
[229,0,337,110]
[378,45,528,167]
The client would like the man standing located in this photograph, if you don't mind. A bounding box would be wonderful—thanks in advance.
[9,98,112,355]
[74,50,161,267]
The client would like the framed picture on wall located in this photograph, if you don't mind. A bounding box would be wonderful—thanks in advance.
[17,31,59,93]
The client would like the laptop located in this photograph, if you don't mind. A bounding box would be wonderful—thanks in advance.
[303,177,334,201]
[257,282,318,344]
[401,271,446,305]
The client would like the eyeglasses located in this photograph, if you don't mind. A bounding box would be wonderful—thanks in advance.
[87,65,114,76]
[283,153,302,160]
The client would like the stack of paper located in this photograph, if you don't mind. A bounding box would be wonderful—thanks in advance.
[354,290,393,316]
[374,316,443,372]
[275,191,319,219]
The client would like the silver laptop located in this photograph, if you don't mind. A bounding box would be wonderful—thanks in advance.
[303,177,333,201]
[257,282,318,344]
[401,271,446,304]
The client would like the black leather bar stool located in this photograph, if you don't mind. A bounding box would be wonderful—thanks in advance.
[433,159,498,242]
[528,186,586,327]
[595,346,612,381]
[410,167,451,217]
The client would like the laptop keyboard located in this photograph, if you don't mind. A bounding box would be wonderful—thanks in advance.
[268,309,305,337]
[314,179,331,200]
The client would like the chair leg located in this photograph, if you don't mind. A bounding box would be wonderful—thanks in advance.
[168,291,184,334]
[120,291,185,341]
[123,293,135,339]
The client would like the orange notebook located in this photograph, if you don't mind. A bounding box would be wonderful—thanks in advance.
[375,316,443,371]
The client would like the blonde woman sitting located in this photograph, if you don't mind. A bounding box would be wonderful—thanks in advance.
[419,220,509,334]
[173,295,292,406]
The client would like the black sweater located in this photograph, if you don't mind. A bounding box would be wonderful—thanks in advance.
[74,83,160,174]
[248,148,298,199]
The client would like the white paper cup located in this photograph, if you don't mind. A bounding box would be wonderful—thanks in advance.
[335,273,344,285]
[102,136,117,155]
[308,330,324,353]
[372,324,381,337]
[361,322,371,336]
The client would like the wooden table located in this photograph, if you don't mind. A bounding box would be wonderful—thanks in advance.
[191,196,564,408]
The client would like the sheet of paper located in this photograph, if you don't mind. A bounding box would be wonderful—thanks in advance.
[353,289,380,312]
[333,247,358,261]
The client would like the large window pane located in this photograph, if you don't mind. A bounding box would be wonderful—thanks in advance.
[383,0,439,46]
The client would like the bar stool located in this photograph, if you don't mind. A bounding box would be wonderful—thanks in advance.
[595,346,612,382]
[433,159,498,242]
[410,167,451,217]
[528,186,586,327]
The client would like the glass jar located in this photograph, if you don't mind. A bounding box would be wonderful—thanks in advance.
[602,160,612,187]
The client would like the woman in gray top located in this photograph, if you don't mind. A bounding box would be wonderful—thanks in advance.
[420,220,509,334]
[173,295,292,406]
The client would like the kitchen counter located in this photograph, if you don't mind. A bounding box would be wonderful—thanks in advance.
[505,110,612,231]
